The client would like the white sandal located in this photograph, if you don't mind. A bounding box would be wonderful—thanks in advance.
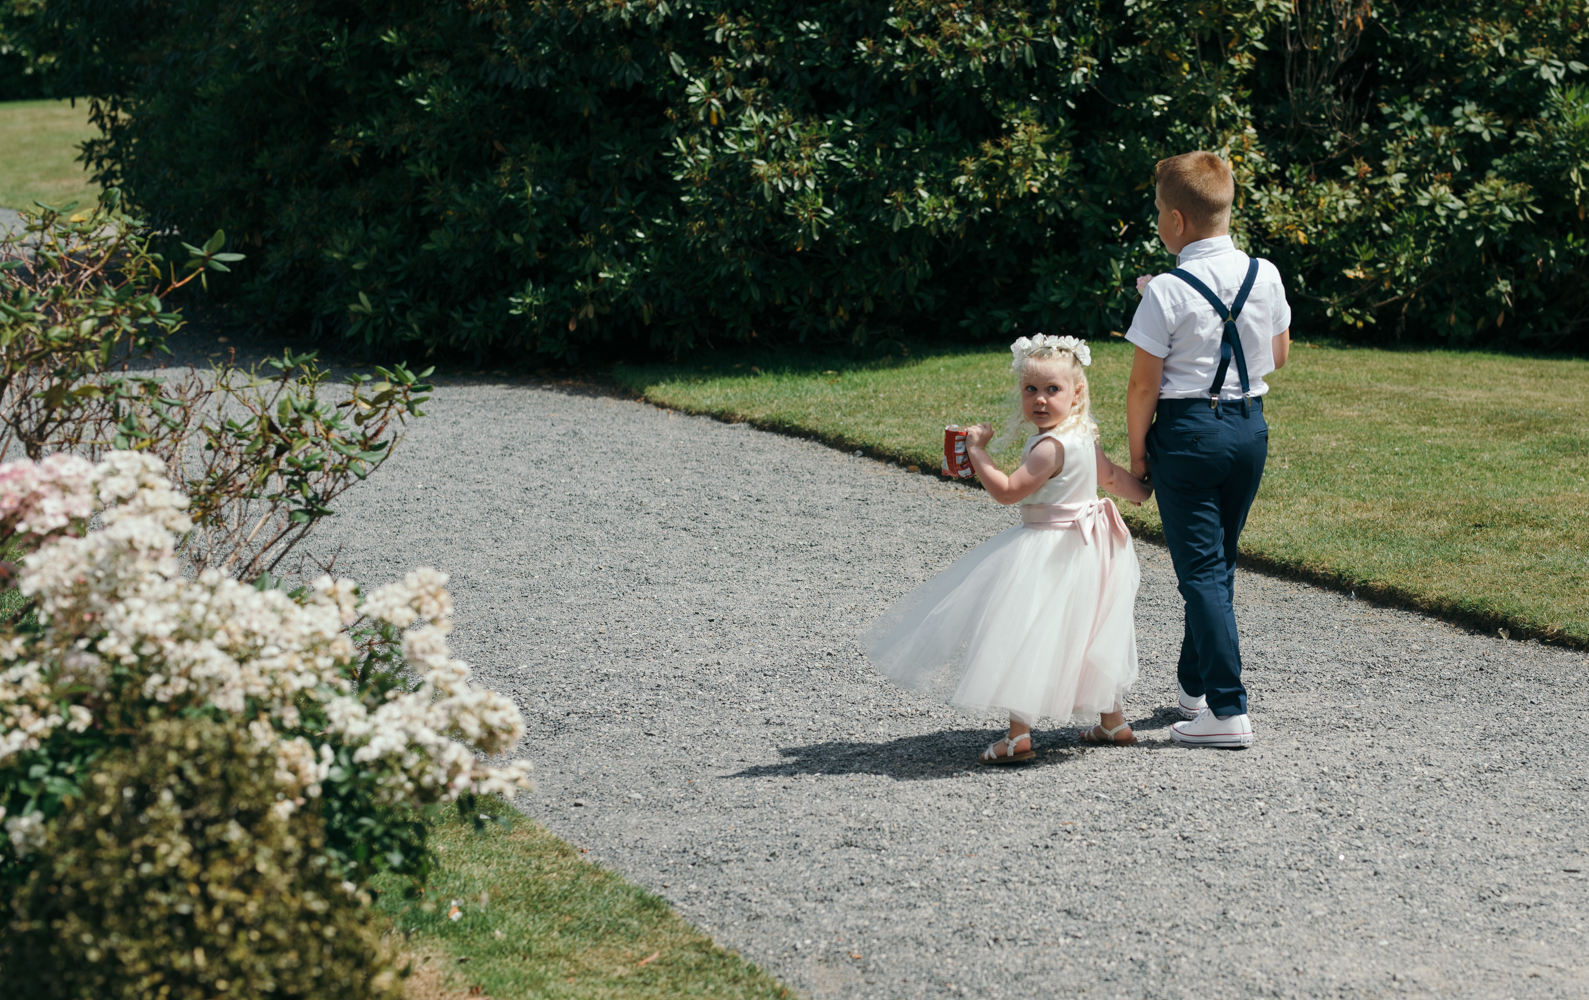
[1079,720,1137,746]
[978,733,1036,765]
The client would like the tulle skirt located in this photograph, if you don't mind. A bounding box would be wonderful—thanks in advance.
[863,503,1140,725]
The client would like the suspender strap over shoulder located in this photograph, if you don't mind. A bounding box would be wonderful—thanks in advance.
[1167,257,1260,415]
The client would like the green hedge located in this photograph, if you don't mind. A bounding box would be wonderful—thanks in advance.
[35,0,1589,360]
[1,5,54,101]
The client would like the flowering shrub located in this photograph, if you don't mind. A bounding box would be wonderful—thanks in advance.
[0,196,434,584]
[7,717,397,1000]
[0,450,532,989]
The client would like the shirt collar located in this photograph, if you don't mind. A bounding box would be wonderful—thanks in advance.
[1176,235,1237,265]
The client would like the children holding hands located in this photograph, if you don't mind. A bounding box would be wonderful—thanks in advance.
[864,150,1291,760]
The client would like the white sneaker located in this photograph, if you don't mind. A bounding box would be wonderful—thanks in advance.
[1175,684,1207,720]
[1170,709,1253,748]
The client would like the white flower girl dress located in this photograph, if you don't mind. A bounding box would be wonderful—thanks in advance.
[864,426,1140,724]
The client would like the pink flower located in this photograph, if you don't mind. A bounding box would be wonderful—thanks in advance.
[1135,274,1157,295]
[0,455,97,536]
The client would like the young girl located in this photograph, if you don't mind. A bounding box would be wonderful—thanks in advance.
[863,335,1151,763]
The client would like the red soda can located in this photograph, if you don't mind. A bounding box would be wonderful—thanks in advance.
[942,425,973,478]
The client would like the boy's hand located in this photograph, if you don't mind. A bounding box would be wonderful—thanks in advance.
[964,422,994,449]
[1135,274,1158,296]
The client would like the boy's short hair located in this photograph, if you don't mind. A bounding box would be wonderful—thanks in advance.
[1155,152,1234,229]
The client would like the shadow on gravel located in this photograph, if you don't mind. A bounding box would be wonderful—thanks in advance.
[728,730,1037,780]
[1127,707,1182,732]
[727,727,1125,781]
[728,708,1191,781]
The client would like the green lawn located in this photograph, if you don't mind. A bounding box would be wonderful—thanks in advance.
[376,804,790,1000]
[0,98,100,211]
[614,340,1589,647]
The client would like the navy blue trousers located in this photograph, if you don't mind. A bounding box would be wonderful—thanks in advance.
[1145,397,1268,717]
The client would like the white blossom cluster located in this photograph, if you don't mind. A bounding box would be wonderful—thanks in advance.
[0,452,531,852]
[0,450,190,538]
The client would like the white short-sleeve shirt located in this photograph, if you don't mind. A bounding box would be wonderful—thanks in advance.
[1125,236,1292,400]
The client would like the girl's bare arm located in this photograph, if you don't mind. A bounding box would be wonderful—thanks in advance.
[964,423,1062,504]
[1095,442,1152,505]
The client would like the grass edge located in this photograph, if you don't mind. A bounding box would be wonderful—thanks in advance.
[374,798,793,1000]
[610,369,1587,652]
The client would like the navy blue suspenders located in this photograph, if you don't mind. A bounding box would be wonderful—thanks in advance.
[1167,257,1260,416]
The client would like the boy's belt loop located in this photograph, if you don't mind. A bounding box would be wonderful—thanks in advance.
[1168,258,1260,417]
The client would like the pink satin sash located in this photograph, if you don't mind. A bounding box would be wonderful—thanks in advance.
[1020,497,1132,547]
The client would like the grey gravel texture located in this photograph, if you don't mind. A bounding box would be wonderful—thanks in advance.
[305,375,1589,1000]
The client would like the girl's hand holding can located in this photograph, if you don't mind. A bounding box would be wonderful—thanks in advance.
[964,422,995,449]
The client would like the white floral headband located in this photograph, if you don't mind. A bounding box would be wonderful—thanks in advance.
[1010,334,1091,370]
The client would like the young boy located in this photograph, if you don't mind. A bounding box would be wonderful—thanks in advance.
[1124,151,1291,748]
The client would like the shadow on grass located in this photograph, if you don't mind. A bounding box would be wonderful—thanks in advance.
[726,709,1186,781]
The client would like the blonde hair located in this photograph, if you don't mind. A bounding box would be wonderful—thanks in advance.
[1155,151,1235,230]
[988,343,1096,453]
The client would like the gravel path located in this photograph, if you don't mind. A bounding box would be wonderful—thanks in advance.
[311,377,1589,1000]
